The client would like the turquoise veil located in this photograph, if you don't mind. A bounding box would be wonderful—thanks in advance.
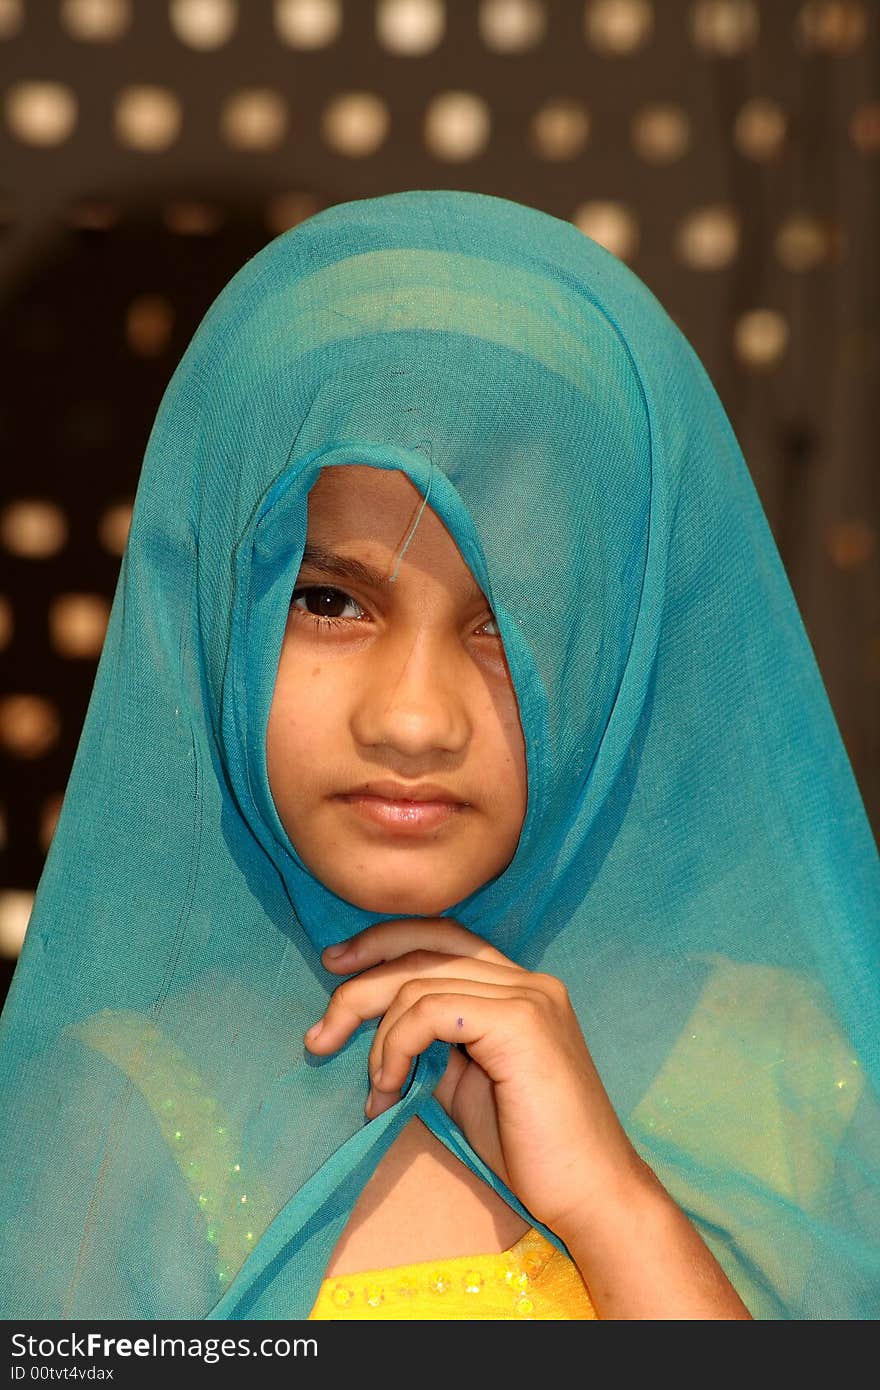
[0,190,877,1320]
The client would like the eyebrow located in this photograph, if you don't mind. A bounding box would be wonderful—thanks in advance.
[298,543,484,600]
[298,543,392,588]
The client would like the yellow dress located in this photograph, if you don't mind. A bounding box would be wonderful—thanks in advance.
[308,1226,598,1320]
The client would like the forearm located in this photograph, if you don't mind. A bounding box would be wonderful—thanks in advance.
[557,1156,753,1320]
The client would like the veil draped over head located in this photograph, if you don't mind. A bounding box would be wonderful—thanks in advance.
[1,190,878,1320]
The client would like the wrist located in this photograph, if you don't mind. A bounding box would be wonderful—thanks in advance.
[550,1148,668,1252]
[551,1157,752,1320]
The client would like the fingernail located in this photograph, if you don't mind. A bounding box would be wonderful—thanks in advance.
[324,942,350,960]
[304,1020,323,1042]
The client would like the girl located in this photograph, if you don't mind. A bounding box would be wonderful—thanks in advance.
[0,190,877,1320]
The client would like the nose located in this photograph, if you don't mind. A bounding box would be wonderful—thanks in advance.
[350,627,472,759]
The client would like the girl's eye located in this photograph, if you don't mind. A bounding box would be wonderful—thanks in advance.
[290,586,365,626]
[290,585,500,639]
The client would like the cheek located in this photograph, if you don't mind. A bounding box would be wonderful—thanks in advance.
[482,669,528,803]
[266,649,337,788]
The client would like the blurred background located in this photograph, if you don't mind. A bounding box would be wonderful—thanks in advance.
[0,0,878,1008]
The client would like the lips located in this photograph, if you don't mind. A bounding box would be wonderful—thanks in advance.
[335,780,469,837]
[340,780,468,806]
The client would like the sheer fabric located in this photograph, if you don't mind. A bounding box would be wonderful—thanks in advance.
[0,190,877,1319]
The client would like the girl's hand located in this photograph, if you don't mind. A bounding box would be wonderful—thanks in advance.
[303,917,648,1241]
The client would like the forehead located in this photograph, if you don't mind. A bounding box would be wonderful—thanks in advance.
[307,464,424,530]
[304,464,483,596]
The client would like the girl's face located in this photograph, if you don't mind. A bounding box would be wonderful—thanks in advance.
[266,465,528,915]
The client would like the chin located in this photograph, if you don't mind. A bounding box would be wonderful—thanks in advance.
[336,876,464,918]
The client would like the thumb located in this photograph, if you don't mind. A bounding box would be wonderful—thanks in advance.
[432,1047,510,1189]
[432,1042,468,1112]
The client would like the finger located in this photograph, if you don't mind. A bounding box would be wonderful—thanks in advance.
[307,955,525,1055]
[368,991,528,1117]
[321,917,514,974]
[367,976,529,1085]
